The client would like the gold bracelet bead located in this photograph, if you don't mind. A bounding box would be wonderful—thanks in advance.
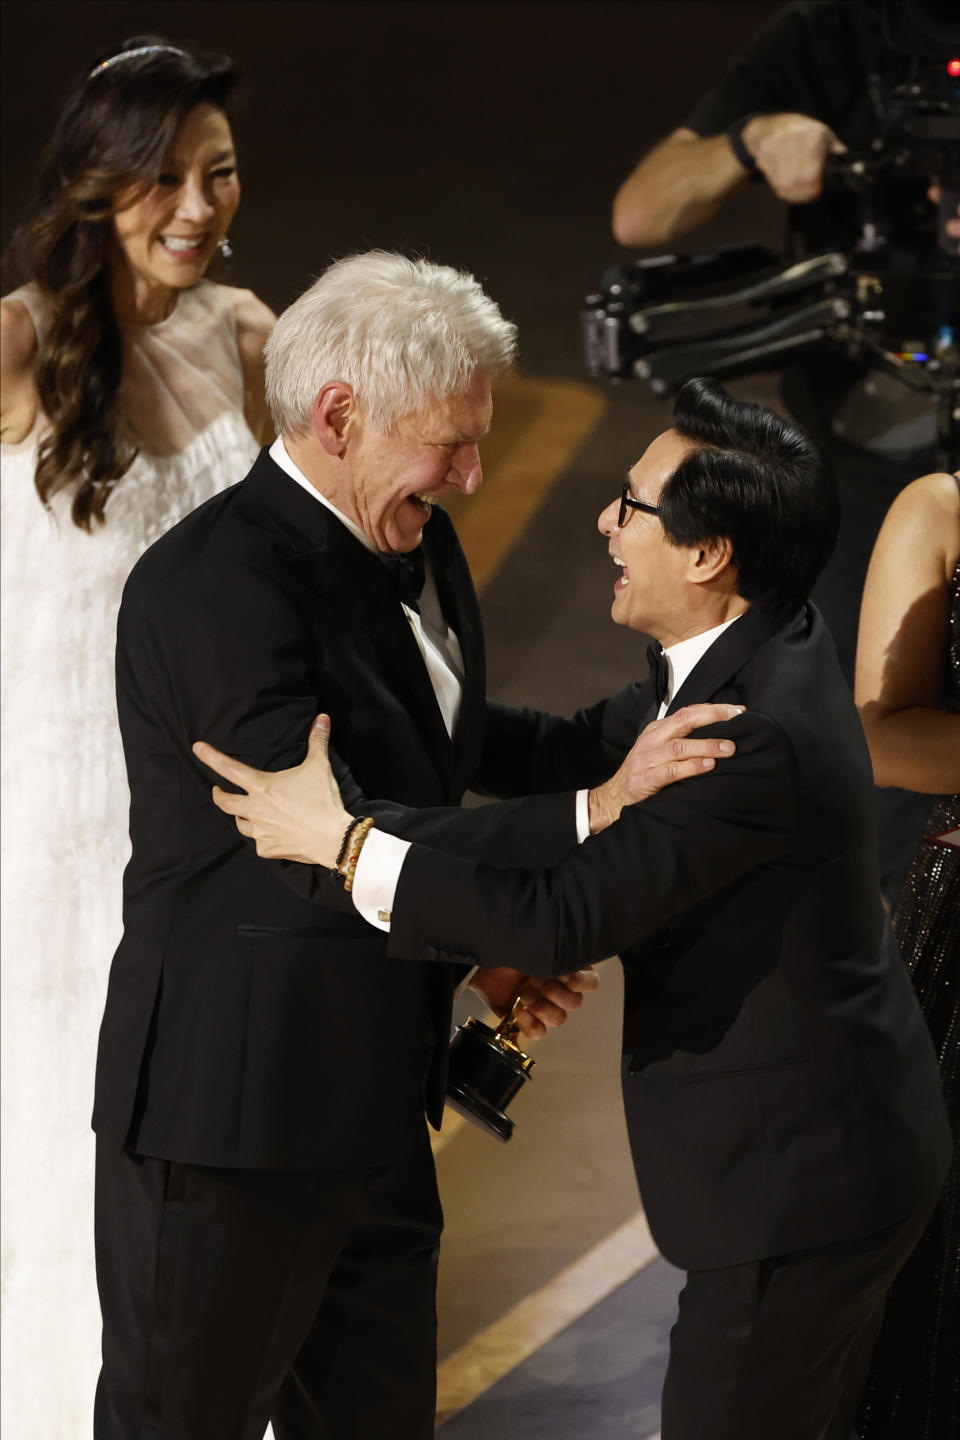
[338,817,375,893]
[335,816,363,868]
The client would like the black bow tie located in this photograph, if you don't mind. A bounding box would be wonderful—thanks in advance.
[379,547,426,612]
[646,642,669,710]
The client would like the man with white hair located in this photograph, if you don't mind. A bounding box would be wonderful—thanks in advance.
[92,252,739,1437]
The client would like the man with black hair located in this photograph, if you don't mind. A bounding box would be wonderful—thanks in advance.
[198,379,952,1440]
[612,0,957,903]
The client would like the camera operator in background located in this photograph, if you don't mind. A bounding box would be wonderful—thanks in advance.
[612,0,958,904]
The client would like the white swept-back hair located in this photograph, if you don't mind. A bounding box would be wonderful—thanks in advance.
[264,251,518,434]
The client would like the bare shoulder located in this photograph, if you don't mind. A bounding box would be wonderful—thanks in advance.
[218,287,276,442]
[1,298,40,442]
[923,469,960,521]
[889,470,960,541]
[892,469,960,518]
[225,286,277,351]
[877,471,960,584]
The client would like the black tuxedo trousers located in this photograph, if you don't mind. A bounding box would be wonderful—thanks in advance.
[94,1124,443,1440]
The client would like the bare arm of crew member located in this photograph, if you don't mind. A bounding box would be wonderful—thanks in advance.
[612,115,844,249]
[855,472,960,794]
[232,289,277,445]
[612,127,749,248]
[0,298,39,444]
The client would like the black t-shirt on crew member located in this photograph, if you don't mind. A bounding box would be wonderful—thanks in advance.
[672,1,940,903]
[680,0,936,452]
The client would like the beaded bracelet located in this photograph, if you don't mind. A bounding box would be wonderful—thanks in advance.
[335,816,364,869]
[337,817,375,893]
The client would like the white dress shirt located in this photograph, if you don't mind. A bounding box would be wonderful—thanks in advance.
[352,614,745,931]
[658,616,742,718]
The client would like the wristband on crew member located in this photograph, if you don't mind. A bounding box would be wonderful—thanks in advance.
[727,113,765,178]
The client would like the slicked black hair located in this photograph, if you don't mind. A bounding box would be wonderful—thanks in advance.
[660,378,839,622]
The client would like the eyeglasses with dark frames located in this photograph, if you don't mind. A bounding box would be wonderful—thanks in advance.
[618,478,661,529]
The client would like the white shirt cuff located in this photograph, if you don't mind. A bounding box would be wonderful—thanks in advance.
[351,828,411,931]
[355,791,588,934]
[575,788,591,843]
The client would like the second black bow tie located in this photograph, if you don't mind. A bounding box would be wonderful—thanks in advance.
[379,547,427,613]
[646,642,669,710]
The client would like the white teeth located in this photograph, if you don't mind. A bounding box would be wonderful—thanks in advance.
[613,556,625,566]
[160,236,204,251]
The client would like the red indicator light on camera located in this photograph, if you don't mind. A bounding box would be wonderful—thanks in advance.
[948,58,960,78]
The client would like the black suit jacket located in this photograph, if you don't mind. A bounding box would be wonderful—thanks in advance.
[390,604,953,1269]
[93,450,585,1170]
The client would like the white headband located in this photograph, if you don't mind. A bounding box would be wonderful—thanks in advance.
[88,45,187,81]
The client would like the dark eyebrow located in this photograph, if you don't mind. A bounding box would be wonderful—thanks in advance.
[161,148,236,171]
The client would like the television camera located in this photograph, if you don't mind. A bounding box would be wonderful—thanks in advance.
[583,4,960,466]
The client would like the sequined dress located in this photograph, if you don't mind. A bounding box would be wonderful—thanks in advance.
[0,281,260,1438]
[857,491,960,1439]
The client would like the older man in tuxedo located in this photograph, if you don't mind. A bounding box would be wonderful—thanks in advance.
[200,378,952,1440]
[94,254,739,1439]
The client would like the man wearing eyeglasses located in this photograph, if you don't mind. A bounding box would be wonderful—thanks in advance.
[196,376,951,1440]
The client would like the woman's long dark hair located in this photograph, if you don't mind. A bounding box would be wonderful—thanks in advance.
[8,36,237,530]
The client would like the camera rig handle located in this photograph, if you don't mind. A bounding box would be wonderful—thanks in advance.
[583,244,959,469]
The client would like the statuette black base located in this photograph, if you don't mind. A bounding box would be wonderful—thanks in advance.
[445,1013,534,1143]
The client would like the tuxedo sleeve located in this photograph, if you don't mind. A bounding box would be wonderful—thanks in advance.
[473,682,655,797]
[133,558,580,909]
[386,710,798,975]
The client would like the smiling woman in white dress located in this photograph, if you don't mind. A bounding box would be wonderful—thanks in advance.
[0,37,275,1436]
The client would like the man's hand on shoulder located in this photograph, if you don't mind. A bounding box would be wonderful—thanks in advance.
[588,702,744,834]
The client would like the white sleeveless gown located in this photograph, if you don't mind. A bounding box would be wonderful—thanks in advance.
[0,281,260,1437]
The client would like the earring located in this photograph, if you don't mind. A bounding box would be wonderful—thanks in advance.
[218,236,233,259]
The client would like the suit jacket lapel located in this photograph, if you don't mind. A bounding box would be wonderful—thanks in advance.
[667,605,791,712]
[242,454,456,781]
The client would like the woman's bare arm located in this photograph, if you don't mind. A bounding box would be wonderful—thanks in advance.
[232,288,277,445]
[855,471,960,794]
[0,298,39,443]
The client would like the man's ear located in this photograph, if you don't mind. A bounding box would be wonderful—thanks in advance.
[312,382,358,457]
[687,534,736,586]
